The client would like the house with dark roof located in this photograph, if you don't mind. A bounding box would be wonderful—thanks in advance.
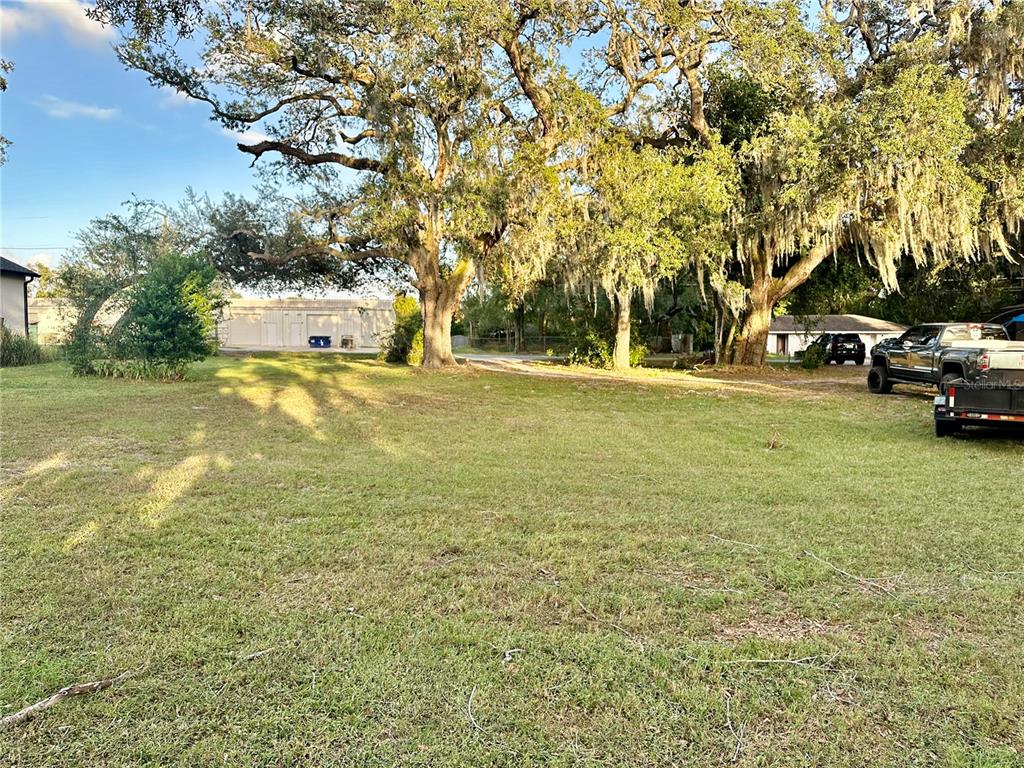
[1,257,41,336]
[768,314,907,362]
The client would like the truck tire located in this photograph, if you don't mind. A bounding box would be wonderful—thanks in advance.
[855,355,865,366]
[867,365,893,394]
[935,419,962,437]
[941,372,962,388]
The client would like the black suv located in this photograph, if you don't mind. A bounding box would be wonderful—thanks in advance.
[806,333,866,365]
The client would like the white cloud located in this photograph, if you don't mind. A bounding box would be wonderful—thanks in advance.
[35,95,119,120]
[0,5,46,38]
[1,1,114,48]
[158,87,194,109]
[220,127,270,145]
[29,251,57,268]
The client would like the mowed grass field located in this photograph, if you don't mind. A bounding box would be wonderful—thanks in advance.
[2,355,1023,767]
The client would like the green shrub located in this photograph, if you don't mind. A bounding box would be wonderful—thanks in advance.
[0,325,53,367]
[64,325,107,376]
[65,252,224,379]
[567,329,648,368]
[407,328,424,366]
[90,358,190,381]
[567,330,612,367]
[378,295,423,364]
[629,341,648,368]
[117,253,221,365]
[801,343,826,370]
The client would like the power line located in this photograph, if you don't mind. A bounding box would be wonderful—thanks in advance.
[0,246,74,250]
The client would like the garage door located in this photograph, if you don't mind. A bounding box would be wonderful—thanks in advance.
[230,313,261,346]
[307,313,337,340]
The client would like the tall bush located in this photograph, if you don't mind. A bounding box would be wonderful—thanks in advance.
[0,325,53,367]
[117,253,222,366]
[64,252,224,379]
[378,295,423,364]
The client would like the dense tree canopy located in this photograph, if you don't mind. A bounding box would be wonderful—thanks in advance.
[596,0,1024,363]
[94,0,1024,366]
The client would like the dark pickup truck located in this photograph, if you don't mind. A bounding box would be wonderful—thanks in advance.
[867,323,1024,393]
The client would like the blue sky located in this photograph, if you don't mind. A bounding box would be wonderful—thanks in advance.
[0,0,265,271]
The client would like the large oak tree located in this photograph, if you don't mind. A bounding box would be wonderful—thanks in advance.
[97,0,601,367]
[601,0,1024,364]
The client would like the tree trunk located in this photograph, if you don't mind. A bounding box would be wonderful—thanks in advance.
[513,302,526,353]
[730,300,773,366]
[612,289,632,370]
[419,286,459,368]
[729,258,774,366]
[725,243,833,366]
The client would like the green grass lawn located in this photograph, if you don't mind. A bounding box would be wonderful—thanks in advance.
[2,355,1022,766]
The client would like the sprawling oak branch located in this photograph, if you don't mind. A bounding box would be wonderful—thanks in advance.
[237,140,386,172]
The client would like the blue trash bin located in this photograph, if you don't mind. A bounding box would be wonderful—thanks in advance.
[308,336,332,348]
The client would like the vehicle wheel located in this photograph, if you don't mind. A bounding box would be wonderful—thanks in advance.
[935,419,962,438]
[940,372,962,389]
[867,365,893,394]
[855,356,865,366]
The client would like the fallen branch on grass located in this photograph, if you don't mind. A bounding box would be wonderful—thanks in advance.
[575,599,645,650]
[708,534,763,551]
[719,651,840,670]
[467,686,485,732]
[803,550,899,597]
[241,647,275,661]
[965,564,1024,578]
[724,692,746,763]
[0,670,134,731]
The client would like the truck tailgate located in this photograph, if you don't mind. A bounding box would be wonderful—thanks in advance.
[989,349,1024,371]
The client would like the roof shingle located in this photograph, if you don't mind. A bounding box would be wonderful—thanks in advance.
[770,314,907,334]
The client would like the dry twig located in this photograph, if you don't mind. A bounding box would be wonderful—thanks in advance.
[575,599,645,650]
[724,692,746,763]
[965,564,1024,578]
[467,685,485,732]
[0,670,134,731]
[708,534,763,551]
[242,647,275,661]
[803,550,899,597]
[719,652,839,669]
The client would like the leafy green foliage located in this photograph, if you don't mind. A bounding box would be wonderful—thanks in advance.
[377,295,423,365]
[54,203,225,379]
[116,253,223,366]
[568,136,736,311]
[800,343,825,370]
[567,327,647,369]
[407,329,424,367]
[88,358,191,381]
[0,325,53,367]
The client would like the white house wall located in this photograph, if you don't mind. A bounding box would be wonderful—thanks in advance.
[1,274,27,335]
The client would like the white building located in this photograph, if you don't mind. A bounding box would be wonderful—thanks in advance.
[217,297,395,351]
[29,296,396,352]
[1,257,40,336]
[768,314,907,361]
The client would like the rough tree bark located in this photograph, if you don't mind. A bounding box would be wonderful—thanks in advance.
[728,243,832,366]
[414,248,474,369]
[513,302,526,354]
[612,289,632,370]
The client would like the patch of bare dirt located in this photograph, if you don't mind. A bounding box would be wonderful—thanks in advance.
[708,610,856,642]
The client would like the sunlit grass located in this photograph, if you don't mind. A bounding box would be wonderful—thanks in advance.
[1,355,1022,766]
